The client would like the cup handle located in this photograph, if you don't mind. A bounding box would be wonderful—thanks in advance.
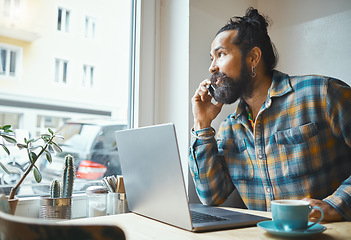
[307,206,324,229]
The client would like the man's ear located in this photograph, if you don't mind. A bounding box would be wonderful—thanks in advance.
[249,47,262,66]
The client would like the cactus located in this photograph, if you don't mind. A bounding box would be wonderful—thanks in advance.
[48,154,75,199]
[50,179,61,198]
[62,154,75,198]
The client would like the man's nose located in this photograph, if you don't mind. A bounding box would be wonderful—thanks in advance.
[209,64,219,74]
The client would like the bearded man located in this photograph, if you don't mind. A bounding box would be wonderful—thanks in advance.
[189,7,351,223]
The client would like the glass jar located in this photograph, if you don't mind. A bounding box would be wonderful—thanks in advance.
[86,186,108,217]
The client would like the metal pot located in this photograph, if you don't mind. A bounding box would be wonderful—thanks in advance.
[39,196,72,219]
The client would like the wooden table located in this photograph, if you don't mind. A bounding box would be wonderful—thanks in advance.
[69,208,351,240]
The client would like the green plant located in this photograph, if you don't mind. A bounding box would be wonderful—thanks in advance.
[4,127,63,200]
[0,125,17,174]
[50,179,61,198]
[49,155,75,199]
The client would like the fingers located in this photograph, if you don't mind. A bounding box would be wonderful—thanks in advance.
[193,79,212,102]
[302,197,343,223]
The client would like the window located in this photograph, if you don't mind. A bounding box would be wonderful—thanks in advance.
[57,7,70,32]
[3,0,21,20]
[82,64,94,87]
[0,0,134,197]
[0,112,20,129]
[85,16,96,39]
[0,44,21,79]
[36,115,69,137]
[55,58,68,84]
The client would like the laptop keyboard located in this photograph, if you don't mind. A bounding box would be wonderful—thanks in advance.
[190,210,228,223]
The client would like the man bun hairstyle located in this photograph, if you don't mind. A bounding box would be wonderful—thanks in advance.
[217,7,278,75]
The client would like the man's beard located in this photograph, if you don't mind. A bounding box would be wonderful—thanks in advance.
[210,64,253,104]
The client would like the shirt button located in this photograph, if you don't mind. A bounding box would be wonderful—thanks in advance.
[266,188,271,193]
[258,154,263,159]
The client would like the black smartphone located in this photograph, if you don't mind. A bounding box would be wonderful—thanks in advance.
[206,84,215,97]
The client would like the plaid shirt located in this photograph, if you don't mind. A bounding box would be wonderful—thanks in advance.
[189,70,351,220]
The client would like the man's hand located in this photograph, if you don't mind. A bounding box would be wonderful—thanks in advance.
[302,198,343,223]
[192,79,223,130]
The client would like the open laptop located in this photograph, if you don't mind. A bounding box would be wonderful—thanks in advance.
[115,123,269,232]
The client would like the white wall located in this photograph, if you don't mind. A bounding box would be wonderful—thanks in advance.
[157,0,190,177]
[258,0,351,83]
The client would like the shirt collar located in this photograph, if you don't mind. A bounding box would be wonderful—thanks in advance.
[233,70,293,119]
[268,70,293,98]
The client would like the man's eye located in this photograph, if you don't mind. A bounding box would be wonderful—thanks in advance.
[218,52,225,57]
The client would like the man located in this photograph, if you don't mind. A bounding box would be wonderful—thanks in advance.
[189,7,351,222]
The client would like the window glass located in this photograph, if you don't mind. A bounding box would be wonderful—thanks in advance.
[57,124,100,151]
[85,17,96,39]
[0,112,20,129]
[83,64,95,87]
[55,58,68,84]
[9,51,16,75]
[57,8,62,31]
[0,49,6,74]
[0,45,20,78]
[0,0,134,197]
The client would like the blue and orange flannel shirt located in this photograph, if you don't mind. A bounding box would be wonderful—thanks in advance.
[189,70,351,220]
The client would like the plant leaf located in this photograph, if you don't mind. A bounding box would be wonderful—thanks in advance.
[52,142,62,153]
[54,134,64,139]
[41,134,51,139]
[47,144,54,153]
[1,135,17,144]
[30,152,38,162]
[28,145,41,151]
[17,143,27,149]
[48,128,54,135]
[0,162,10,174]
[46,151,52,163]
[2,125,12,131]
[1,144,10,155]
[33,165,42,183]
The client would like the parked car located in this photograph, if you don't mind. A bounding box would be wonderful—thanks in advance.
[32,119,127,194]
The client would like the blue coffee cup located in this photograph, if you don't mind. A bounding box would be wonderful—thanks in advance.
[271,200,324,232]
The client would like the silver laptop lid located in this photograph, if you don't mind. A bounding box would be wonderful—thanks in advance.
[115,123,193,230]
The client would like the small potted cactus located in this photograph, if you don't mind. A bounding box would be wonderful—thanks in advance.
[39,154,75,219]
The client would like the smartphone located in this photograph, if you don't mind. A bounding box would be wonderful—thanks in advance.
[206,84,215,97]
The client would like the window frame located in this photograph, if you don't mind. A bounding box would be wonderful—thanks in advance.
[3,0,22,20]
[84,16,96,39]
[0,0,140,216]
[82,64,95,87]
[57,7,71,33]
[0,43,22,80]
[54,58,69,84]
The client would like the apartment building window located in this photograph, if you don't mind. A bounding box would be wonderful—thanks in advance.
[0,112,20,129]
[85,16,96,39]
[57,7,70,32]
[83,64,94,87]
[36,115,68,137]
[55,58,68,84]
[0,44,21,78]
[3,0,21,19]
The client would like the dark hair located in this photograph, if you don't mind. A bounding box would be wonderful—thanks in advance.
[217,7,278,75]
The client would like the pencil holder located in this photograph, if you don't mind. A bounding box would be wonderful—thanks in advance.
[108,192,129,215]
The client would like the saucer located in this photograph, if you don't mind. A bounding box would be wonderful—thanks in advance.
[257,220,326,238]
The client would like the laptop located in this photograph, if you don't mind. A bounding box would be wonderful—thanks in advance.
[115,123,269,232]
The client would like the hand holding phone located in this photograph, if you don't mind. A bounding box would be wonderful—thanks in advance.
[206,84,215,97]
